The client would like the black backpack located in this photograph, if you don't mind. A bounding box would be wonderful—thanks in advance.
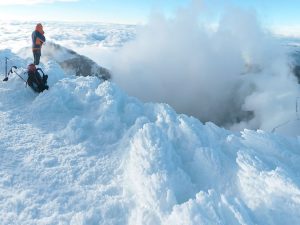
[27,64,49,93]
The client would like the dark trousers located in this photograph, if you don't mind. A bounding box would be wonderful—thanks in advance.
[33,49,41,65]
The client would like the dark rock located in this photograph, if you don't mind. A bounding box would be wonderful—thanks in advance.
[43,42,111,80]
[18,42,111,80]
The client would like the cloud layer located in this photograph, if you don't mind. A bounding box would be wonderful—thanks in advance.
[110,6,300,132]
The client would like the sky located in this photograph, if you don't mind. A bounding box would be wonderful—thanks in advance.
[0,0,300,31]
[0,0,188,24]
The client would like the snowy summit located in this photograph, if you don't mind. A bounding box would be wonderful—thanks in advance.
[1,0,300,222]
[0,48,300,225]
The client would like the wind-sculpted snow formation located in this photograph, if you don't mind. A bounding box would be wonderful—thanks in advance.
[0,50,300,225]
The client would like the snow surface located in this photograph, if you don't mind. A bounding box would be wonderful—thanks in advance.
[1,50,300,225]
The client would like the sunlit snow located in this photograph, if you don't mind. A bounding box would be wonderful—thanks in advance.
[0,46,300,224]
[1,11,300,224]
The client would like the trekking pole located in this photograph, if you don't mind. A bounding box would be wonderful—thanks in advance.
[15,72,27,83]
[5,57,8,78]
[11,66,27,83]
[3,57,8,81]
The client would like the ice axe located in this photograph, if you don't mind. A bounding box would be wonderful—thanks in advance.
[3,57,8,81]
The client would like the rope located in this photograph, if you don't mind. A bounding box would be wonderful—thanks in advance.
[271,119,295,133]
[272,97,300,133]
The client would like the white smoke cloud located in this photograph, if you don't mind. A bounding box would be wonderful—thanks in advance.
[0,0,77,5]
[110,5,300,132]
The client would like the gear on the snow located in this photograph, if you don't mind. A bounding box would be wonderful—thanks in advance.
[27,64,49,93]
[3,63,49,93]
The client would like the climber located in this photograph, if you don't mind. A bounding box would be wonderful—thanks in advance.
[32,23,46,65]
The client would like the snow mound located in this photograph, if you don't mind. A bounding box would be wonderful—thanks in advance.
[0,50,300,225]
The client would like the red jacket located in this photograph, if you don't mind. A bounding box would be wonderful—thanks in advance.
[32,24,46,51]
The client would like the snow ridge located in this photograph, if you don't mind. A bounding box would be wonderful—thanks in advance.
[0,50,300,225]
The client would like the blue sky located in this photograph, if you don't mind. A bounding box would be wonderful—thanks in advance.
[0,0,300,27]
[0,0,187,23]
